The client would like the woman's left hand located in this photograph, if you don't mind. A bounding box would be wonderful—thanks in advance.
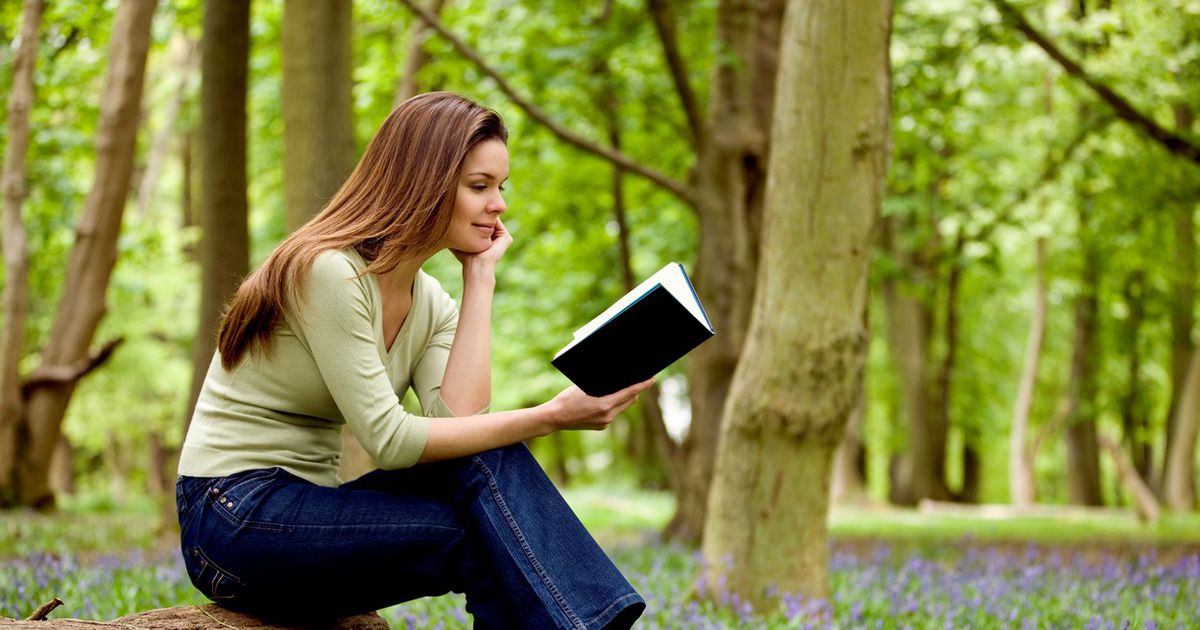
[452,218,513,271]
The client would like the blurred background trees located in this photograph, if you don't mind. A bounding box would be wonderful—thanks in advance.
[0,0,1197,607]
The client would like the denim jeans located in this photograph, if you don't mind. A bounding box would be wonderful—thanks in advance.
[175,442,645,629]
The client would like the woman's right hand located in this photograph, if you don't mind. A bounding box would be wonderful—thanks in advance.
[544,377,656,431]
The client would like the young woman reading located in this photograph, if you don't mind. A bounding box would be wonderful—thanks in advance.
[175,92,652,629]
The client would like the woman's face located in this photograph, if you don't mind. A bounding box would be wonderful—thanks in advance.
[443,139,509,254]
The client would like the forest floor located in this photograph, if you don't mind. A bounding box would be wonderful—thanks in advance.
[2,485,1197,628]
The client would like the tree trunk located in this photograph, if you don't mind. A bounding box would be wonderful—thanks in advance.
[702,0,891,611]
[1120,269,1151,481]
[881,215,947,505]
[136,35,197,217]
[394,0,449,106]
[831,380,868,505]
[13,0,157,509]
[667,0,785,545]
[0,0,44,507]
[1164,347,1200,511]
[283,0,355,230]
[47,436,73,496]
[183,0,251,438]
[1163,105,1195,491]
[1065,202,1103,506]
[1010,237,1046,506]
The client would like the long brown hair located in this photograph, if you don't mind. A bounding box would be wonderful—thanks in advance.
[216,92,507,370]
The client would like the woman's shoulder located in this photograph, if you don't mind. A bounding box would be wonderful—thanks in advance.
[415,269,458,313]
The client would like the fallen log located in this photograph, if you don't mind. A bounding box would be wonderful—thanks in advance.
[1,604,387,629]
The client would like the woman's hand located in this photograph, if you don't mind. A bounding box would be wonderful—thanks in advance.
[452,217,513,271]
[543,377,656,432]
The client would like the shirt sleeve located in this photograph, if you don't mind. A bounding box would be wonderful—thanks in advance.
[289,252,430,469]
[412,277,490,418]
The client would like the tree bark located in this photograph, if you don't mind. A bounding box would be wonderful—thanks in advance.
[1010,237,1046,506]
[394,0,449,106]
[283,0,356,231]
[1164,347,1200,511]
[1065,203,1103,506]
[183,0,251,440]
[1163,106,1195,490]
[0,0,44,507]
[14,0,157,509]
[1120,269,1151,482]
[136,35,198,217]
[880,215,948,505]
[666,0,785,545]
[831,379,868,505]
[701,0,891,610]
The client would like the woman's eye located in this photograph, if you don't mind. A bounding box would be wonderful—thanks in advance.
[472,184,487,191]
[499,185,506,193]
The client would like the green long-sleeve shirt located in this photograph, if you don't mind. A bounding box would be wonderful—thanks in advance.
[178,248,476,487]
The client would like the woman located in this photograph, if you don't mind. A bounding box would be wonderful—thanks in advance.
[176,92,653,629]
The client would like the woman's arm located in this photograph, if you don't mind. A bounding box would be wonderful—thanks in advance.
[417,378,654,464]
[436,259,495,416]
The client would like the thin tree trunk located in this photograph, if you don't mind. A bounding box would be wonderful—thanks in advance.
[15,0,157,509]
[1064,195,1103,506]
[184,0,252,438]
[702,0,891,609]
[1097,432,1160,522]
[941,231,967,501]
[1010,237,1046,506]
[1164,347,1200,511]
[667,0,785,545]
[1120,269,1151,481]
[283,0,355,231]
[394,0,449,106]
[1162,105,1195,490]
[136,35,198,217]
[831,380,868,505]
[0,0,44,507]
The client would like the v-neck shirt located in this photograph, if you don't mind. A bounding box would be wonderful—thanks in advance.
[178,248,474,487]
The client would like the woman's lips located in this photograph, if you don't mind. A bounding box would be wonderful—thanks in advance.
[472,223,495,235]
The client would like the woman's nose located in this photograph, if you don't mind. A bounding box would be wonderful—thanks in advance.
[490,194,507,215]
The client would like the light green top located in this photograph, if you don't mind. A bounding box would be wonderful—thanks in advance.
[178,248,477,487]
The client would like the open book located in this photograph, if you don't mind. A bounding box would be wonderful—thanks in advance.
[551,262,715,396]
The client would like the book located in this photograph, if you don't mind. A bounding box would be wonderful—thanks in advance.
[551,262,715,397]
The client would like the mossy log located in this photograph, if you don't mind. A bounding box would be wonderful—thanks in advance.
[1,604,387,629]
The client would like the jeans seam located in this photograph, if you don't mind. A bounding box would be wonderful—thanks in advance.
[582,591,641,629]
[473,456,586,630]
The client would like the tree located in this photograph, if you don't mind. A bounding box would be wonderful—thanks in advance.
[702,0,891,611]
[4,0,157,508]
[0,0,45,506]
[1164,347,1199,511]
[183,0,252,438]
[282,0,355,231]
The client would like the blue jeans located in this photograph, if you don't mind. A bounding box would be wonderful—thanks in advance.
[175,443,645,629]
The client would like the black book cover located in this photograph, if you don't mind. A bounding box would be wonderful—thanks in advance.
[551,285,714,397]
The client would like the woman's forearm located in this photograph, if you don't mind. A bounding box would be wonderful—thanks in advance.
[416,404,558,464]
[438,261,495,415]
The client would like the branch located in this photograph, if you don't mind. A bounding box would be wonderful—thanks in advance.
[21,337,124,396]
[26,597,63,621]
[394,0,694,206]
[646,0,703,148]
[990,0,1200,166]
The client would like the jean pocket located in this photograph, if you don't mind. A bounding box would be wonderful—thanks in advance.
[209,467,288,530]
[185,544,244,602]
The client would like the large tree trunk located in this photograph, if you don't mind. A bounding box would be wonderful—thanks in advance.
[1164,347,1200,511]
[701,0,891,611]
[283,0,355,231]
[1010,237,1046,506]
[1064,201,1103,506]
[12,0,157,509]
[0,0,44,507]
[666,0,785,545]
[183,0,252,438]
